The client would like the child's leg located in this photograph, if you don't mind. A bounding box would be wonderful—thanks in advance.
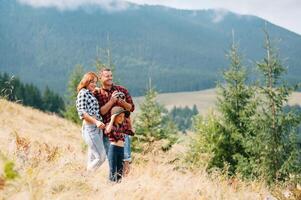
[108,144,117,182]
[116,147,124,182]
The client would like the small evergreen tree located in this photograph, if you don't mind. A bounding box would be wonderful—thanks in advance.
[133,87,178,153]
[63,65,84,124]
[248,30,301,183]
[216,40,256,176]
[188,40,256,175]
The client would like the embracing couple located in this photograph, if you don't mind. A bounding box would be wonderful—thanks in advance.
[76,68,135,183]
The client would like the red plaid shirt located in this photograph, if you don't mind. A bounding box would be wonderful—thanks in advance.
[105,122,134,142]
[94,84,135,124]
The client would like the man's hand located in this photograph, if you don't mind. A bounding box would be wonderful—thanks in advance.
[110,91,119,104]
[117,98,126,106]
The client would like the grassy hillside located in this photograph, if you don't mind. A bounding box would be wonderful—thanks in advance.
[0,99,275,199]
[134,88,301,115]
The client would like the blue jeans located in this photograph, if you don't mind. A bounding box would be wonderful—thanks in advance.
[108,144,124,182]
[82,124,106,171]
[124,135,131,162]
[104,135,131,161]
[103,135,110,156]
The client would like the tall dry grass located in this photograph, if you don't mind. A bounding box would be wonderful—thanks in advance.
[0,99,276,199]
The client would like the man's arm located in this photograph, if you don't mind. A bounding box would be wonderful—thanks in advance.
[100,98,116,115]
[117,99,132,111]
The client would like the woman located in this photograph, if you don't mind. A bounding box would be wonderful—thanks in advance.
[76,72,106,171]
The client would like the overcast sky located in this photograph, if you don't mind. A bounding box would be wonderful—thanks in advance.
[18,0,301,35]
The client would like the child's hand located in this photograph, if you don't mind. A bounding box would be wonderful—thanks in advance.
[111,113,118,120]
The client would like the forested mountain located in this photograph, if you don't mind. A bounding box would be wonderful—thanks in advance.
[1,0,301,96]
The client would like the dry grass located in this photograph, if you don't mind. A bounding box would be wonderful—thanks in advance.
[0,99,280,199]
[134,88,301,115]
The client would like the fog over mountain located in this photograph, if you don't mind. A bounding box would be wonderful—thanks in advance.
[1,0,301,96]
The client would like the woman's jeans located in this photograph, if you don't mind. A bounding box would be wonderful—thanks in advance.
[108,144,124,182]
[82,124,106,171]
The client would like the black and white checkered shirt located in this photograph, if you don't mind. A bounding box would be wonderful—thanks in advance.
[76,88,101,121]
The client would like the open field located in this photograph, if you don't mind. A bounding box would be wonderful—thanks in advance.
[134,88,301,115]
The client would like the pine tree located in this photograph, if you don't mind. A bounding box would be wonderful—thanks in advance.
[216,40,256,175]
[63,65,84,124]
[249,30,301,183]
[133,87,178,153]
[189,40,256,174]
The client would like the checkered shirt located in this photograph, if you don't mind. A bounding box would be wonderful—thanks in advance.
[76,88,101,121]
[94,85,135,124]
[105,121,134,142]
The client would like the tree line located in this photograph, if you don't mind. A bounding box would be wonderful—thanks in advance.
[0,73,65,115]
[169,105,198,133]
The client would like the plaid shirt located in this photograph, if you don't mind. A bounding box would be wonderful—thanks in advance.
[94,84,135,124]
[105,121,134,142]
[76,88,101,121]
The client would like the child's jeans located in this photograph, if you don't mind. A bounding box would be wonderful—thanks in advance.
[108,144,124,182]
[82,124,106,171]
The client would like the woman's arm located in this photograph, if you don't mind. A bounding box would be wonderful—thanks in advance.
[76,90,105,129]
[82,113,105,129]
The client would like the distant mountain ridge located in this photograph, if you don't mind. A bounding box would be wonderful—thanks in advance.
[1,0,301,96]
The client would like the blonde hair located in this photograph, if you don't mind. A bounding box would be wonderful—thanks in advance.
[77,72,98,93]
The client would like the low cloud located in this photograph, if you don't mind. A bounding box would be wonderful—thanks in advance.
[17,0,301,34]
[18,0,129,11]
[212,9,228,23]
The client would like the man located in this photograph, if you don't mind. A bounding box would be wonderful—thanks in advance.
[95,68,135,175]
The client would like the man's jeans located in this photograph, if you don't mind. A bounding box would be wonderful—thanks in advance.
[108,144,124,182]
[82,124,106,171]
[103,135,110,156]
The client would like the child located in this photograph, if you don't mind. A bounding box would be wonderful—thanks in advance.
[105,106,135,182]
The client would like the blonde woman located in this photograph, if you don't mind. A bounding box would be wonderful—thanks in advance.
[76,72,106,171]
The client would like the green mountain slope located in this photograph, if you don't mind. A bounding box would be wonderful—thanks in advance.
[1,0,300,96]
